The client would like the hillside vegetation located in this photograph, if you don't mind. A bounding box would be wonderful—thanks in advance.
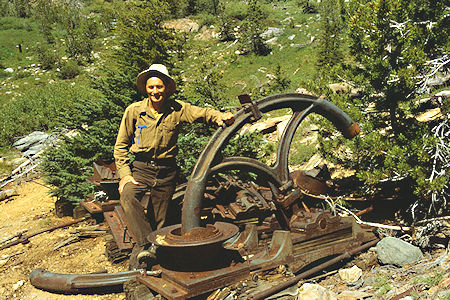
[0,0,448,222]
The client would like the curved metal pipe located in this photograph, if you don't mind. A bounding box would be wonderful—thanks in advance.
[209,157,283,187]
[272,107,313,183]
[29,268,144,294]
[181,93,360,233]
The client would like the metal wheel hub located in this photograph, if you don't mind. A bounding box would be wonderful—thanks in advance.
[148,222,239,247]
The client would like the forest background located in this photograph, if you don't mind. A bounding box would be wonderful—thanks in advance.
[0,0,448,223]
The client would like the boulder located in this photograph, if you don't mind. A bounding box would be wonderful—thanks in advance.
[22,143,47,157]
[265,37,278,45]
[296,283,337,300]
[194,26,219,41]
[261,27,284,39]
[163,18,199,32]
[12,131,48,151]
[337,290,371,300]
[12,131,59,157]
[338,265,362,285]
[377,237,423,267]
[329,82,362,98]
[282,17,294,23]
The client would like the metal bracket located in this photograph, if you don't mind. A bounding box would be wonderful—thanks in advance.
[238,94,262,122]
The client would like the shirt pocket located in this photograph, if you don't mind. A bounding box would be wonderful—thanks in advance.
[135,120,152,148]
[159,121,179,148]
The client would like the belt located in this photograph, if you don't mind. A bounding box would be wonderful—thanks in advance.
[134,155,176,166]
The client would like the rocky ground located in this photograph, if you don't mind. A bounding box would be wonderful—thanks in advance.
[0,178,448,300]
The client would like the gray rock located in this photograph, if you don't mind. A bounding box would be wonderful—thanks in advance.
[13,131,48,151]
[297,283,337,300]
[377,237,423,267]
[22,143,46,157]
[281,17,294,23]
[261,27,284,39]
[265,37,278,45]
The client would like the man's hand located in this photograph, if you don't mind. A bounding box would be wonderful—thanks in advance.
[118,175,139,194]
[217,112,235,127]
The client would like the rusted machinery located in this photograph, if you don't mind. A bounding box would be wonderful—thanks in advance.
[30,93,377,298]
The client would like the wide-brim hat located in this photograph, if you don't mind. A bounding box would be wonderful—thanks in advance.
[136,64,176,97]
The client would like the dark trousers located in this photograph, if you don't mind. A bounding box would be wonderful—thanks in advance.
[120,160,177,247]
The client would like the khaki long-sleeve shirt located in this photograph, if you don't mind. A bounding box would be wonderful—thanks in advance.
[114,98,223,178]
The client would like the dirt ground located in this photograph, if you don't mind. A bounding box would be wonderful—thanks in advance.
[0,178,127,300]
[0,178,449,300]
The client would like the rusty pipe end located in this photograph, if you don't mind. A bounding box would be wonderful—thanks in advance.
[342,122,360,139]
[30,268,73,293]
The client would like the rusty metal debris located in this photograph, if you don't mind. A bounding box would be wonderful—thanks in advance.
[29,268,160,294]
[248,239,379,300]
[136,93,373,299]
[181,93,360,233]
[1,217,87,251]
[30,93,377,298]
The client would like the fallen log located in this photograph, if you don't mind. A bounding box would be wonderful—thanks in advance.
[0,217,87,251]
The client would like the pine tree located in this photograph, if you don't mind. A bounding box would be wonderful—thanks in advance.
[238,0,270,56]
[41,0,180,204]
[321,0,449,220]
[317,0,345,69]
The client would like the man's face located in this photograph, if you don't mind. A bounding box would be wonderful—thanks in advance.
[146,77,167,104]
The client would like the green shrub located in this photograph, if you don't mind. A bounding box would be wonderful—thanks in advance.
[0,82,98,147]
[0,146,19,175]
[7,0,32,18]
[223,131,267,160]
[316,0,345,69]
[238,0,270,56]
[289,141,317,166]
[41,142,95,204]
[0,16,33,30]
[197,12,217,28]
[34,44,59,70]
[58,60,81,79]
[296,0,318,14]
[0,69,9,80]
[412,270,445,287]
[65,30,93,63]
[218,14,237,41]
[40,93,122,205]
[223,1,248,20]
[374,273,392,296]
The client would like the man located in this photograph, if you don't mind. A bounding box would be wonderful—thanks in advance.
[114,64,234,269]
